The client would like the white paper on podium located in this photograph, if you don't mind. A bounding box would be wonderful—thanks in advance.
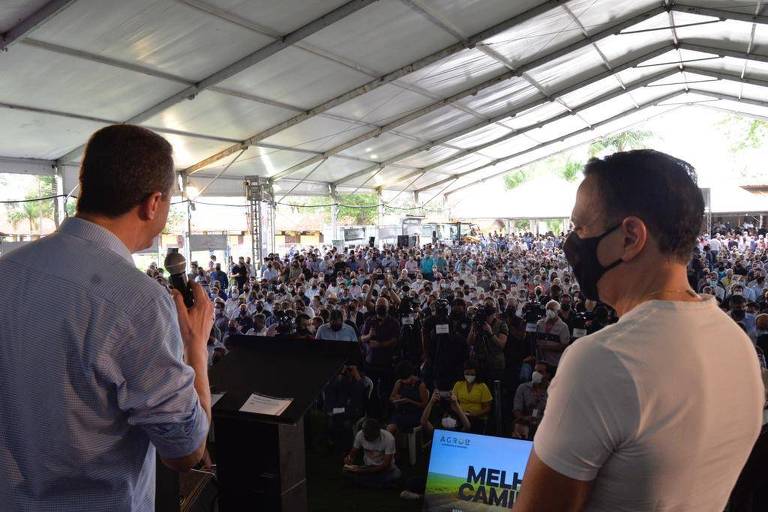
[239,393,293,417]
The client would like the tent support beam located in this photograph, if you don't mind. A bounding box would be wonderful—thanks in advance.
[669,4,768,25]
[54,0,379,165]
[382,66,678,189]
[0,0,76,51]
[685,87,768,108]
[181,0,577,175]
[416,90,684,194]
[444,102,687,198]
[0,156,56,175]
[263,6,668,182]
[684,66,768,89]
[334,44,674,187]
[336,41,768,188]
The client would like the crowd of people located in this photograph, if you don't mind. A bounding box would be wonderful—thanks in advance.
[144,226,768,492]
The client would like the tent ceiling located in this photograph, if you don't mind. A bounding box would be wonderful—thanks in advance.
[1,0,767,199]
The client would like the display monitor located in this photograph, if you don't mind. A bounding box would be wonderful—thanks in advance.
[423,430,533,511]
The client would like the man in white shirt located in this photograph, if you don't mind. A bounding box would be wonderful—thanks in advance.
[515,150,764,512]
[535,300,571,367]
[343,419,400,487]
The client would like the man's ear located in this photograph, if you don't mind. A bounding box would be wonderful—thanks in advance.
[620,216,648,262]
[138,191,165,221]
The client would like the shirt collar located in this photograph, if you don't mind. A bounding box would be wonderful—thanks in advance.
[58,217,134,263]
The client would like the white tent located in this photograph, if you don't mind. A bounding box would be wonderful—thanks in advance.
[448,175,578,220]
[1,0,767,205]
[448,178,768,220]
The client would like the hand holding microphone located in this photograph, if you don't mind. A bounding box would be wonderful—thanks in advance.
[165,251,213,360]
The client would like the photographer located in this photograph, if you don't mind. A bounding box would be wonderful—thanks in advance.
[0,126,211,510]
[467,300,508,385]
[422,298,469,391]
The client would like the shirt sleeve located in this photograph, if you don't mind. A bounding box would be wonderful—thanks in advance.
[480,384,493,403]
[533,339,639,482]
[108,294,208,460]
[513,384,524,412]
[353,431,363,449]
[384,433,396,455]
[558,323,570,345]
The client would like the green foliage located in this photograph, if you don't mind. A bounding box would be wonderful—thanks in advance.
[545,219,564,234]
[719,114,768,152]
[163,203,187,234]
[588,130,653,157]
[504,171,528,190]
[5,175,55,234]
[337,193,378,225]
[560,160,583,182]
[513,219,530,231]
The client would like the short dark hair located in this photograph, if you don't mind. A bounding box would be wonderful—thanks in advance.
[395,360,415,380]
[77,125,174,217]
[583,150,704,262]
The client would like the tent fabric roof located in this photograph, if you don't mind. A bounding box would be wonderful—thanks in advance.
[1,0,767,200]
[447,177,768,219]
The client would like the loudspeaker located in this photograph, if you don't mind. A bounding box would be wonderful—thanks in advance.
[368,236,376,247]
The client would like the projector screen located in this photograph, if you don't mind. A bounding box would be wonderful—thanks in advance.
[423,430,533,511]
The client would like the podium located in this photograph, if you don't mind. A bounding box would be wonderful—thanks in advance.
[209,335,356,511]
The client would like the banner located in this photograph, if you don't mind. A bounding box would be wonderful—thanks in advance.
[423,430,532,511]
[189,234,227,251]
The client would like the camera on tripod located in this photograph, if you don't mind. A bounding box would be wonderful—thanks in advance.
[522,300,545,323]
[435,298,450,320]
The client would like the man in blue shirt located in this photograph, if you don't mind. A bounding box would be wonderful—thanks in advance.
[0,125,213,511]
[316,309,359,342]
[420,252,435,281]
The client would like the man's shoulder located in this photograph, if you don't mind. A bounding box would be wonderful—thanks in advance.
[1,231,169,313]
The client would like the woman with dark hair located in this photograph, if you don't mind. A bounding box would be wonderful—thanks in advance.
[452,360,493,433]
[386,361,428,436]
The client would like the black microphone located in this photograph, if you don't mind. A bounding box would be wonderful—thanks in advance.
[164,249,195,307]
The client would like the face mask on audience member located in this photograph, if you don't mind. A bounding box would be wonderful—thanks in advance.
[464,373,476,384]
[441,416,458,430]
[531,371,544,385]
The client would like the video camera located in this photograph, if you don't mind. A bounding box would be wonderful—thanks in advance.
[273,311,295,335]
[435,299,450,319]
[472,305,493,326]
[522,300,545,323]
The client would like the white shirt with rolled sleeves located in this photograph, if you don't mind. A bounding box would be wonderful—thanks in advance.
[533,297,764,512]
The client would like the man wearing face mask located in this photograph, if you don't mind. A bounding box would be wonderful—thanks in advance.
[513,362,550,427]
[361,298,401,399]
[516,150,764,512]
[535,300,571,368]
[316,309,358,342]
